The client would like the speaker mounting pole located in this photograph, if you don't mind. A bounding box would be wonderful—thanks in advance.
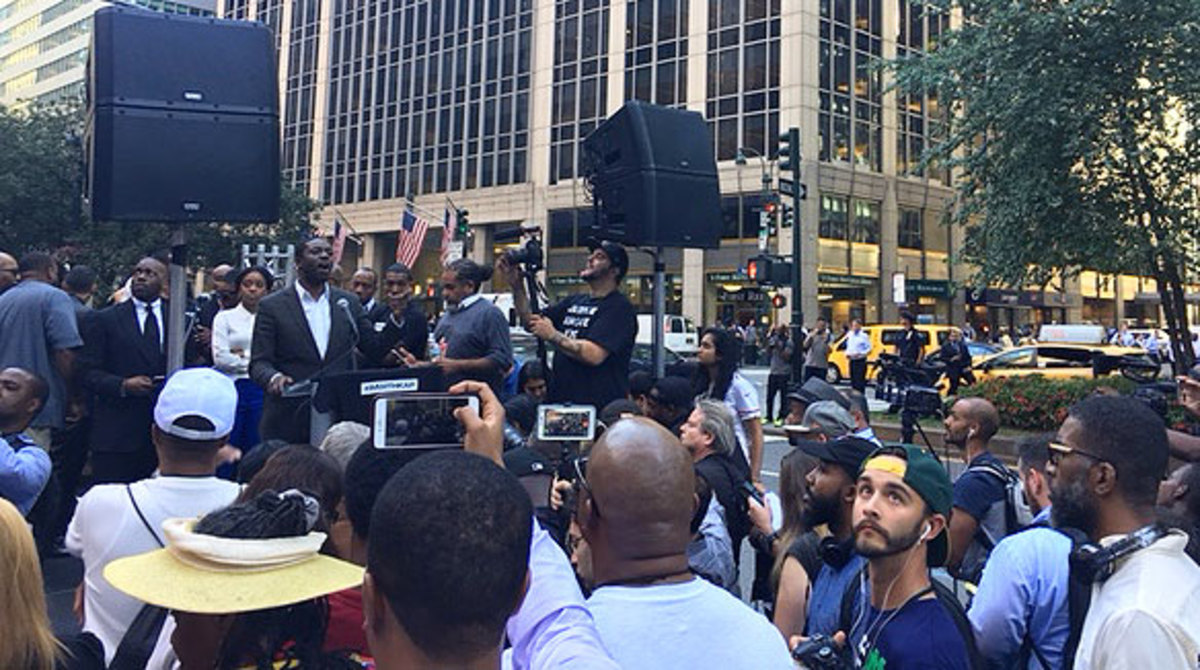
[652,247,666,379]
[166,223,188,374]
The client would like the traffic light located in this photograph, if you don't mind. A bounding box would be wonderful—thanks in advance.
[748,255,793,286]
[747,255,767,284]
[778,127,801,175]
[771,294,787,309]
[456,209,471,240]
[781,203,794,228]
[762,199,780,236]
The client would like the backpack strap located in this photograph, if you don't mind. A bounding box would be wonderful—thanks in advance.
[929,578,987,670]
[837,563,869,634]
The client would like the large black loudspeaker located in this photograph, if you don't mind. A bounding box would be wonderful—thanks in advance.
[87,7,279,223]
[581,101,722,248]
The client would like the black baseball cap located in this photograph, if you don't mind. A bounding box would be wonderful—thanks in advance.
[796,435,877,477]
[649,376,693,410]
[786,377,852,411]
[586,237,629,279]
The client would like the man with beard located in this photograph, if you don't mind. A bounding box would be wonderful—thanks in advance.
[80,256,169,482]
[942,397,1011,582]
[794,435,876,636]
[500,239,637,411]
[1048,395,1200,668]
[251,237,376,444]
[408,258,512,395]
[840,445,971,669]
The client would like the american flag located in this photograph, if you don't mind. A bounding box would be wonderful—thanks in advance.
[330,214,349,265]
[395,210,429,266]
[440,207,456,266]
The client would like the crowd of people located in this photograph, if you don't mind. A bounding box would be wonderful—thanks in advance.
[0,239,1199,669]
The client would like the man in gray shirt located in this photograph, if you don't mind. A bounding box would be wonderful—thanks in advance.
[803,318,832,383]
[0,252,82,448]
[765,324,792,424]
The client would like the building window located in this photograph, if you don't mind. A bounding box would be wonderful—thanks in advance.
[320,0,533,204]
[548,207,598,248]
[899,208,923,249]
[550,0,609,184]
[818,0,881,170]
[896,0,949,183]
[624,0,688,107]
[705,0,781,161]
[819,194,849,240]
[852,199,879,244]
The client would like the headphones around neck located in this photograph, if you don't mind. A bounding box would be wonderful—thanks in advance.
[820,535,857,569]
[1068,523,1168,583]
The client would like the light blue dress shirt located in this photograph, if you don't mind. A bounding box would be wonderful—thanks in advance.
[967,507,1071,669]
[0,432,51,515]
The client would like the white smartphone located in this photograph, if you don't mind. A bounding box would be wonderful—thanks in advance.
[536,404,597,442]
[372,392,479,449]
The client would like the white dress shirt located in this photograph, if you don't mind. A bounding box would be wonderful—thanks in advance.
[1074,531,1200,669]
[294,282,331,359]
[846,329,872,359]
[211,303,255,378]
[130,297,163,349]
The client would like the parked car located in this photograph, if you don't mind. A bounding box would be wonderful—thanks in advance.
[826,324,960,384]
[971,344,1158,383]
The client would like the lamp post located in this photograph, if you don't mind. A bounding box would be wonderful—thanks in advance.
[735,146,773,196]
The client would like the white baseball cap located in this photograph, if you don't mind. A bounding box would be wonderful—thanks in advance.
[154,368,238,441]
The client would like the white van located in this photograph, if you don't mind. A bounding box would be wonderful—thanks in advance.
[637,313,700,355]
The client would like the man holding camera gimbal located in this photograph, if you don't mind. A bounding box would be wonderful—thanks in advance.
[498,239,637,412]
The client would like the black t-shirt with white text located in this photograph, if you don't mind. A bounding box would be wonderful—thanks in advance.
[543,291,637,410]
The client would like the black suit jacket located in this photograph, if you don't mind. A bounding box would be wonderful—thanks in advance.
[250,284,377,443]
[79,300,168,454]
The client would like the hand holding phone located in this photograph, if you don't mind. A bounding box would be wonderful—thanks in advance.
[372,392,479,450]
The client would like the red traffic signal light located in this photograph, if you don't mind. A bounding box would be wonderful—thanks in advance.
[771,294,787,309]
[747,257,761,281]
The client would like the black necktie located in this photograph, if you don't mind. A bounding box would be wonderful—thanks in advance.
[143,303,160,352]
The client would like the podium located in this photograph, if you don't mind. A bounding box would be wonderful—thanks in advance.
[307,367,447,445]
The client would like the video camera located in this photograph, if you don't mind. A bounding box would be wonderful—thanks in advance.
[791,634,850,669]
[496,226,544,273]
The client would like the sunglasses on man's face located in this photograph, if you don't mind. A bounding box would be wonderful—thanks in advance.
[1048,441,1109,467]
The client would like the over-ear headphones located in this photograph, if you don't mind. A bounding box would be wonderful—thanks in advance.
[1067,524,1168,583]
[820,535,857,569]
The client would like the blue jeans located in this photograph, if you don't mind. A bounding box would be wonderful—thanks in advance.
[218,378,264,480]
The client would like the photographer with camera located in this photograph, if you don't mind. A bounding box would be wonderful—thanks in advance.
[499,238,637,412]
[1047,395,1200,669]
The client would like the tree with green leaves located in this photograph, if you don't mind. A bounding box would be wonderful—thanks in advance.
[891,0,1200,371]
[0,102,322,290]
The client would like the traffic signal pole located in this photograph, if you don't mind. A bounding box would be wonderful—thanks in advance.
[778,127,806,383]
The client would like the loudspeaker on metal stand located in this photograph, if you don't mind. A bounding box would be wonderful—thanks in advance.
[87,6,279,223]
[581,100,722,249]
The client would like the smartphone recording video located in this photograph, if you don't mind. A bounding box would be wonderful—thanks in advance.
[372,393,479,449]
[536,405,596,442]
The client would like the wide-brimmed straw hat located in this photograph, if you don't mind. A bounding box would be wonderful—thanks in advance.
[104,517,363,614]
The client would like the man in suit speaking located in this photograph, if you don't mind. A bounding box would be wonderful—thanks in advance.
[251,237,376,444]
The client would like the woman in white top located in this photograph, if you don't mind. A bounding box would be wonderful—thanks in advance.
[211,266,273,472]
[693,327,764,483]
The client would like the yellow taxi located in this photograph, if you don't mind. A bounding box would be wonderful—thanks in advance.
[826,324,965,384]
[970,343,1157,382]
